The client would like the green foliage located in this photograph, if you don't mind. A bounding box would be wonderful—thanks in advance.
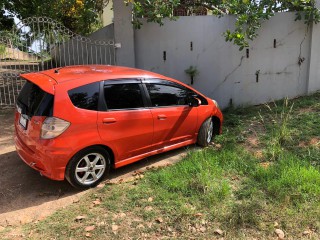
[254,154,320,203]
[1,0,108,35]
[128,0,320,50]
[0,44,5,55]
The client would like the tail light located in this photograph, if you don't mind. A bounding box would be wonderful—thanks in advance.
[41,117,70,139]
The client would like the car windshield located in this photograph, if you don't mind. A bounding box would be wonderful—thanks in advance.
[17,80,54,117]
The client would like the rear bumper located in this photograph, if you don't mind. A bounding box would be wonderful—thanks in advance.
[15,134,68,181]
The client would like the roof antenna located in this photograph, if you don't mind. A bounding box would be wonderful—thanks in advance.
[54,67,64,74]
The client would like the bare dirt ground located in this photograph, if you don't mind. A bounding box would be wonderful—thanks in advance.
[0,108,193,227]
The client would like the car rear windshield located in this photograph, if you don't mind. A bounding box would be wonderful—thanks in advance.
[17,81,54,117]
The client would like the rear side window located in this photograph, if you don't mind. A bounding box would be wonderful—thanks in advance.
[104,84,144,110]
[68,82,100,111]
[17,81,54,117]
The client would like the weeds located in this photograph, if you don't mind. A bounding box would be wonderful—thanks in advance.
[258,98,294,161]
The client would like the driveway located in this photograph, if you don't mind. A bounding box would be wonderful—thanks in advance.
[0,108,194,226]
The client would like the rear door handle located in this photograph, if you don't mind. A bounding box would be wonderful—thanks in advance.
[102,118,116,124]
[157,114,167,120]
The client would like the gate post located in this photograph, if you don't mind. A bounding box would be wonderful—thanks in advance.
[113,0,136,67]
[307,0,320,93]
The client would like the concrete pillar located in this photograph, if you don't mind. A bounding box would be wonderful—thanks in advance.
[307,0,320,93]
[113,0,135,67]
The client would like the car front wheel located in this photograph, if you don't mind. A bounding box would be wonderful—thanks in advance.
[197,118,214,147]
[65,146,110,189]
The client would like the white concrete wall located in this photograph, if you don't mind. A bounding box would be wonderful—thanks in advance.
[134,12,313,108]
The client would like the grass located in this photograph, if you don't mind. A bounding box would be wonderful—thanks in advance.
[2,92,320,239]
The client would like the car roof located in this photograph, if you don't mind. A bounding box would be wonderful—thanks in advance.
[21,65,202,96]
[35,65,172,84]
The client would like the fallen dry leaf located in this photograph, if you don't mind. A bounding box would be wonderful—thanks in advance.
[275,229,285,239]
[112,224,119,231]
[145,206,153,211]
[214,228,224,235]
[85,225,95,232]
[97,183,105,188]
[260,162,272,169]
[92,199,101,205]
[148,197,153,202]
[274,221,279,227]
[137,224,145,229]
[215,143,222,149]
[200,226,206,232]
[194,213,203,217]
[231,176,240,181]
[155,217,163,223]
[132,170,144,176]
[303,230,311,235]
[75,215,86,221]
[105,180,113,185]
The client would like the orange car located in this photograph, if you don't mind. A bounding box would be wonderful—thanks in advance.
[14,65,223,188]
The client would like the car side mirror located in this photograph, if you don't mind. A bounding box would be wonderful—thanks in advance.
[188,97,201,107]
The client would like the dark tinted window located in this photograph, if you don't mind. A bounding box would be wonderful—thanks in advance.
[17,81,54,117]
[146,83,189,107]
[104,84,144,110]
[68,82,99,111]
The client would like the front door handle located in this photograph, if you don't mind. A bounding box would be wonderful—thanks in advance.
[157,114,167,120]
[102,118,116,124]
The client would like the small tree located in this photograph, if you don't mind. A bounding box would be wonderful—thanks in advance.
[1,0,110,35]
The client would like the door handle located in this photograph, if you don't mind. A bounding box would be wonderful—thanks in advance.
[157,114,167,120]
[102,118,116,124]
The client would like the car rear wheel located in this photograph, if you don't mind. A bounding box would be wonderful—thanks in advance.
[197,118,214,147]
[65,146,110,189]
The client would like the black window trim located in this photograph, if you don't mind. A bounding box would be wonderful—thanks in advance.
[100,79,148,111]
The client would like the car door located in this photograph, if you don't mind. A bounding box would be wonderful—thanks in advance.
[97,79,154,162]
[143,79,198,149]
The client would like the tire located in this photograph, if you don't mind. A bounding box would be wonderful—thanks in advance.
[197,118,214,147]
[65,146,111,189]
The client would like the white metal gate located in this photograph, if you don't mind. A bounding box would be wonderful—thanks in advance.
[0,17,115,107]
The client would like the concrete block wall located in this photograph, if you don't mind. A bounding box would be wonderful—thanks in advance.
[133,12,314,108]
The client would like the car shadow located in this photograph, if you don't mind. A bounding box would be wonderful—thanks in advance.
[0,145,198,216]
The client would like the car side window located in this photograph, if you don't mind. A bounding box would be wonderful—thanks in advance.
[104,83,144,110]
[68,82,100,111]
[146,83,189,107]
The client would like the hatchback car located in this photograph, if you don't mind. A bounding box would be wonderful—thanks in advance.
[15,65,223,188]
